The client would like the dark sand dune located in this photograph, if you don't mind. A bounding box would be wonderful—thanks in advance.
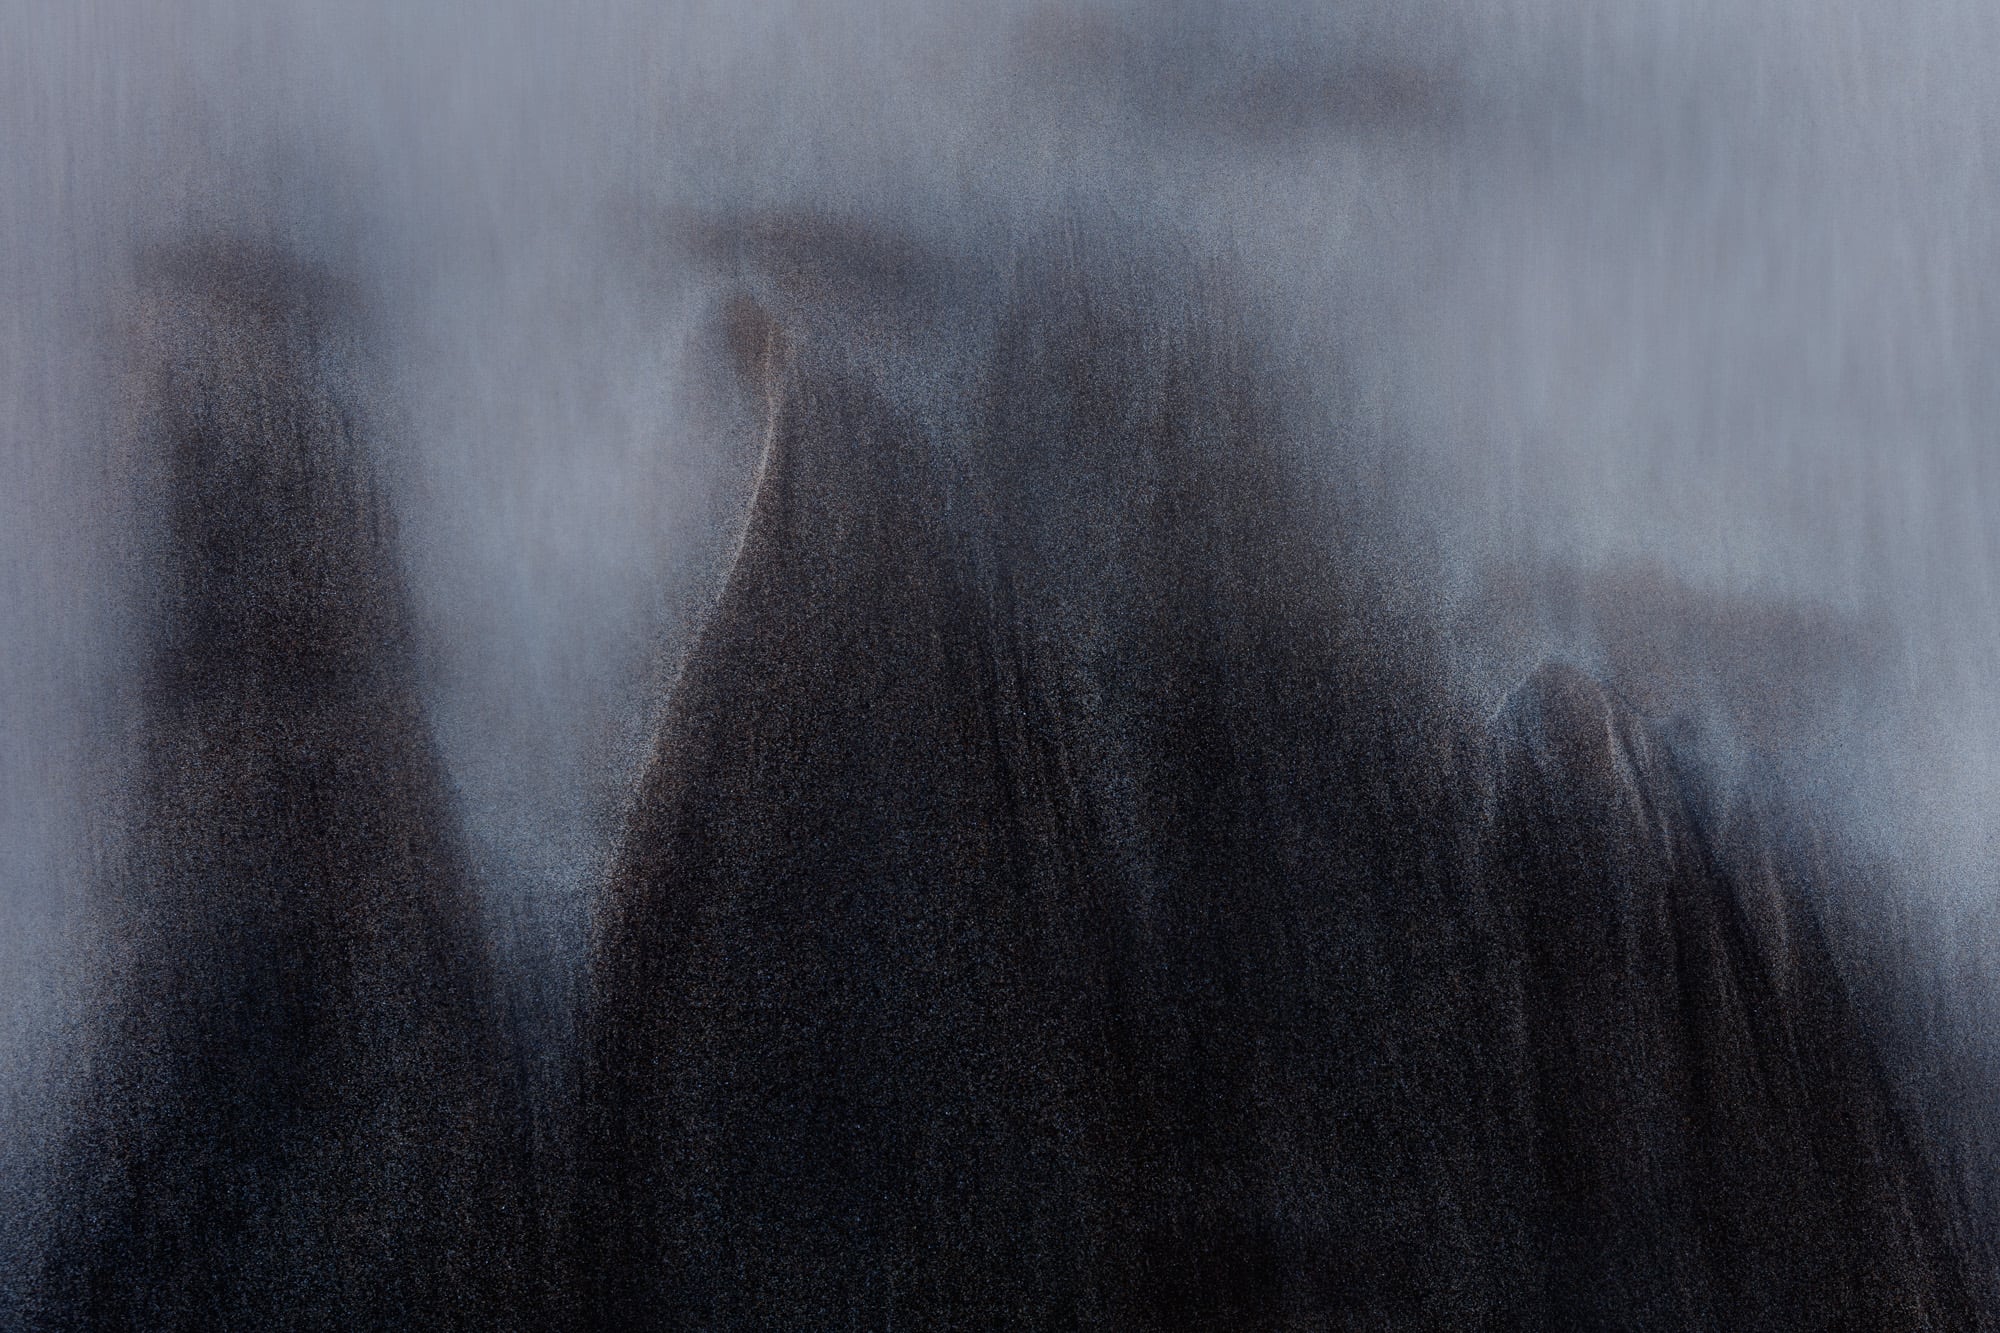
[30,246,533,1331]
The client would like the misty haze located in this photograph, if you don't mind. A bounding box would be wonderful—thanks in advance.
[5,1,2000,1328]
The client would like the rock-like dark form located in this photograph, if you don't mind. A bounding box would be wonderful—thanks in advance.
[579,234,1986,1329]
[31,246,531,1330]
[580,324,1097,1326]
[1487,663,1979,1327]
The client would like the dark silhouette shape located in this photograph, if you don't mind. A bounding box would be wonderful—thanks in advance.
[22,223,1986,1330]
[31,245,533,1331]
[578,229,1983,1327]
[1488,663,1979,1327]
